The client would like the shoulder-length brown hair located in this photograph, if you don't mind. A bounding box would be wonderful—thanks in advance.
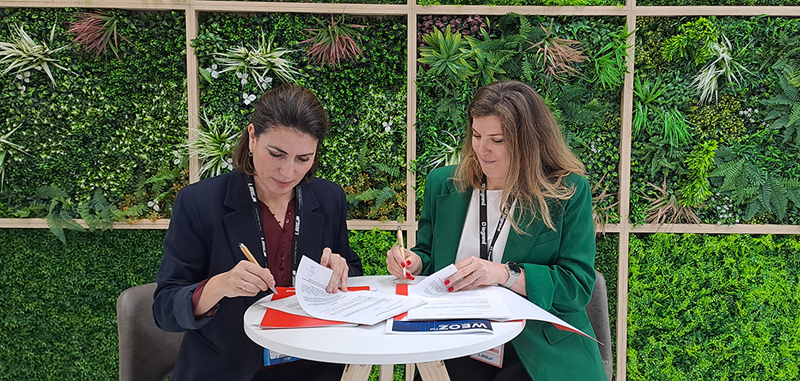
[233,84,329,179]
[455,80,585,231]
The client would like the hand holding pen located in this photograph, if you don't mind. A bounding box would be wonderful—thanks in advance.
[386,227,417,280]
[239,242,279,295]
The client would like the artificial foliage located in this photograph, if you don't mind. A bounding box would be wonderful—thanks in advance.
[193,13,407,220]
[0,229,167,380]
[628,233,800,380]
[416,14,624,223]
[0,8,187,221]
[633,16,800,225]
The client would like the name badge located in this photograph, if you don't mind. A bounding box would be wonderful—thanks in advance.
[263,348,302,367]
[470,344,504,368]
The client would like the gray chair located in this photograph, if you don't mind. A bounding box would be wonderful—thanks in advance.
[586,270,613,381]
[117,282,184,381]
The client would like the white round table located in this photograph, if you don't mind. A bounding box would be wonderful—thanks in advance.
[243,275,526,381]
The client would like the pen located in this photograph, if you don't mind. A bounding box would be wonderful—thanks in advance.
[397,226,410,279]
[238,242,279,295]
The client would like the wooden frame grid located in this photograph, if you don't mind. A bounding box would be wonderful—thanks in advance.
[2,1,800,380]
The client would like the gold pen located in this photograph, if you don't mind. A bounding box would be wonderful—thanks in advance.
[397,226,409,279]
[238,242,279,295]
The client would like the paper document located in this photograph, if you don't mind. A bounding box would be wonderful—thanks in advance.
[295,256,424,325]
[404,264,512,321]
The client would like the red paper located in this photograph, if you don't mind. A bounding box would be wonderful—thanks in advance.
[260,286,371,328]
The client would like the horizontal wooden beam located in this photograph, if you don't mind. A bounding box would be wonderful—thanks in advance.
[0,218,170,229]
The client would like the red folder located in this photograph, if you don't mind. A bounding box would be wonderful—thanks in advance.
[260,286,371,328]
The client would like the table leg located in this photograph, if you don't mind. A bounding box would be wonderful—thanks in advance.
[405,363,415,381]
[416,361,451,381]
[340,364,372,381]
[379,364,393,381]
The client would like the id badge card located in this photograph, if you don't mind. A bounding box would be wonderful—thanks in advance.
[263,348,302,366]
[470,344,504,368]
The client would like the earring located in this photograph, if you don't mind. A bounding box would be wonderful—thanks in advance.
[248,150,253,157]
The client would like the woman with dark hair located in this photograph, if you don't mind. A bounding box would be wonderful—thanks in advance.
[154,84,362,381]
[387,81,605,381]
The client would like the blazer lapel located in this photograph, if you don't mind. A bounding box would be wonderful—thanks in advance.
[297,180,324,262]
[432,181,470,271]
[222,172,266,267]
[503,211,546,264]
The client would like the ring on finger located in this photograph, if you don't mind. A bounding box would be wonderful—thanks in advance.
[242,281,248,290]
[471,274,477,282]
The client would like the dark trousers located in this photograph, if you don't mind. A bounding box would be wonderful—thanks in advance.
[415,344,533,381]
[252,359,345,381]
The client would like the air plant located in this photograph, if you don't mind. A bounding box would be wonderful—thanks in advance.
[67,11,130,58]
[214,29,300,91]
[300,14,368,68]
[426,130,463,169]
[642,177,700,225]
[525,21,586,80]
[0,23,69,86]
[591,174,619,236]
[690,34,750,105]
[188,111,241,179]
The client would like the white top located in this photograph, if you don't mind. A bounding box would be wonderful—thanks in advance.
[456,189,516,264]
[243,276,525,365]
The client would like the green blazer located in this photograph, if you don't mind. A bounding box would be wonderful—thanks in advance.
[412,166,606,381]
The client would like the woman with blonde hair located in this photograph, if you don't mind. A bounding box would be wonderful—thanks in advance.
[387,80,605,381]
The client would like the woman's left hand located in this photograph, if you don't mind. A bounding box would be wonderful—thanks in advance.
[320,247,349,293]
[445,256,508,292]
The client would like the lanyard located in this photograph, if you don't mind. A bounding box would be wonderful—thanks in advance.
[479,176,511,262]
[246,175,303,285]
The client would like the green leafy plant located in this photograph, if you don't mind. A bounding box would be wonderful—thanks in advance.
[418,26,475,83]
[632,76,667,135]
[642,177,700,225]
[67,11,130,58]
[463,22,518,86]
[189,111,240,179]
[0,23,68,86]
[661,17,717,64]
[678,140,718,208]
[709,154,800,221]
[345,144,401,211]
[660,107,692,148]
[214,29,300,90]
[761,58,800,144]
[690,35,750,106]
[0,125,31,191]
[525,20,586,80]
[426,130,462,170]
[300,14,368,68]
[590,24,632,89]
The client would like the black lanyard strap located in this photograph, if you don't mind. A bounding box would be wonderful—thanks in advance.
[479,175,512,262]
[246,175,303,285]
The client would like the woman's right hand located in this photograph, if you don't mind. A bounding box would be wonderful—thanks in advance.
[209,260,276,298]
[386,245,420,280]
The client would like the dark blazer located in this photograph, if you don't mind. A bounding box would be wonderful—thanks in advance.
[413,166,606,381]
[153,170,362,381]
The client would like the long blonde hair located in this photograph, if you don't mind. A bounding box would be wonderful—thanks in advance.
[454,81,585,231]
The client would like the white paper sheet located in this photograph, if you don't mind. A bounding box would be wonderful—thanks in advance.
[404,264,512,321]
[295,256,424,325]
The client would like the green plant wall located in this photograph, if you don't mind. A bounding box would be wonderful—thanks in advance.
[0,8,187,220]
[416,14,624,222]
[632,16,800,226]
[192,12,408,221]
[0,229,167,380]
[628,233,800,380]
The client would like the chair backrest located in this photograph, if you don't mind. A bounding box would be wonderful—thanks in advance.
[117,282,184,381]
[586,270,613,381]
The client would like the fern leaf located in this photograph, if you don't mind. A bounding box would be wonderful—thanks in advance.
[45,212,66,244]
[759,177,772,212]
[745,200,761,220]
[787,188,800,208]
[77,202,95,231]
[60,210,85,231]
[779,75,800,102]
[769,176,788,220]
[374,187,397,208]
[37,186,68,199]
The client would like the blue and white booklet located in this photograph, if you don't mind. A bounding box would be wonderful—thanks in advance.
[385,318,493,334]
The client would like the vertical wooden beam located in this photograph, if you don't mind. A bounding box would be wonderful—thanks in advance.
[406,5,418,247]
[616,4,636,380]
[186,5,200,184]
